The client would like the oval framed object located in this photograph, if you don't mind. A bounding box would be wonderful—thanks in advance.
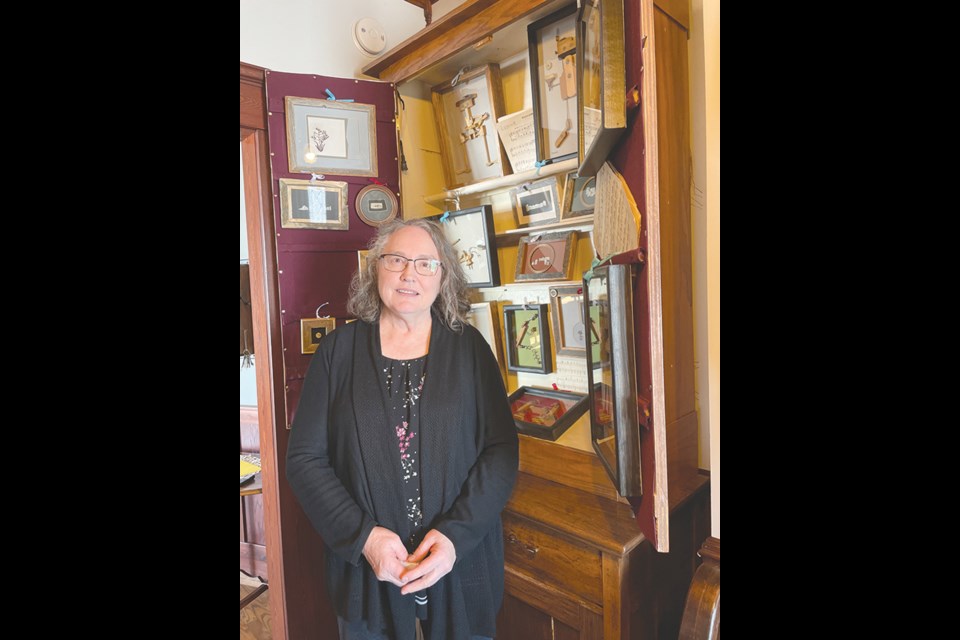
[355,184,399,226]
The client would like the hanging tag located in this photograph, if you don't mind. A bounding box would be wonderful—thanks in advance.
[310,173,326,182]
[439,211,450,223]
[534,159,548,176]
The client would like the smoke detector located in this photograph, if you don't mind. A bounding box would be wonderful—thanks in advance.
[354,17,387,56]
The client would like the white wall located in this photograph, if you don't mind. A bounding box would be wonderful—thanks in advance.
[690,0,720,539]
[240,0,459,76]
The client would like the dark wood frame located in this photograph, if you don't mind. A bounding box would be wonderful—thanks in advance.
[584,263,641,497]
[429,205,500,287]
[503,303,553,374]
[508,385,588,441]
[577,0,627,177]
[527,3,580,165]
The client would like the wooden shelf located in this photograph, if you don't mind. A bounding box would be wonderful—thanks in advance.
[424,157,578,205]
[361,0,571,86]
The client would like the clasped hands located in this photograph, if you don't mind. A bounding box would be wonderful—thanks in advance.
[362,526,456,595]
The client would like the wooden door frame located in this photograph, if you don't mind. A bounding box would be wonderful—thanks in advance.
[241,61,289,640]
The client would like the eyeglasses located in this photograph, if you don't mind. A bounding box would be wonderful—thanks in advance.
[379,253,442,276]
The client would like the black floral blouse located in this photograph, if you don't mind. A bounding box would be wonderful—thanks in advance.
[379,354,429,616]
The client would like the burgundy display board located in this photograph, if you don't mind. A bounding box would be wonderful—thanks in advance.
[265,70,400,427]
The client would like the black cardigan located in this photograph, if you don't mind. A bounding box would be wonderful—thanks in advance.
[286,317,519,640]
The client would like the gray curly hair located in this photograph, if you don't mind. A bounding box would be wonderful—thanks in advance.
[347,218,471,331]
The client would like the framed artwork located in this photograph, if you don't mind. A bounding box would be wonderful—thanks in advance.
[584,263,641,496]
[467,302,506,378]
[357,250,370,274]
[431,64,510,189]
[355,184,399,226]
[577,0,627,177]
[561,173,597,220]
[515,231,577,282]
[279,178,349,230]
[300,317,337,354]
[503,304,552,374]
[430,205,500,288]
[284,96,378,176]
[550,284,593,357]
[512,176,561,228]
[508,386,589,441]
[528,4,580,164]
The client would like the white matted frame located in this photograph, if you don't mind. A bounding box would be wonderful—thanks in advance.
[528,4,580,164]
[284,96,377,176]
[279,178,349,230]
[512,176,562,228]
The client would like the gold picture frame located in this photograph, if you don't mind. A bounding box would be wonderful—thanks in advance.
[279,178,349,230]
[431,64,510,189]
[577,0,627,177]
[284,96,377,176]
[300,317,336,354]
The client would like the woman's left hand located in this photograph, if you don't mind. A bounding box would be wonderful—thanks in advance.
[399,529,456,595]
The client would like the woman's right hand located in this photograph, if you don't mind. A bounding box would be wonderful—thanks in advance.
[362,526,410,587]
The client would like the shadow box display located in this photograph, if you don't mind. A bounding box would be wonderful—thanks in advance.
[528,4,580,164]
[515,231,577,282]
[577,0,627,177]
[278,178,349,230]
[512,176,562,228]
[431,64,510,189]
[503,304,552,374]
[584,263,641,496]
[284,96,378,176]
[508,386,589,441]
[430,205,499,287]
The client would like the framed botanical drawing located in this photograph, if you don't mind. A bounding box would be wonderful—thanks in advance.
[503,304,552,374]
[301,317,337,354]
[561,173,597,220]
[278,178,349,230]
[284,96,377,176]
[528,4,580,164]
[431,64,510,189]
[429,205,499,288]
[467,301,506,379]
[355,184,399,226]
[584,263,641,496]
[508,386,589,441]
[512,176,561,228]
[515,231,577,282]
[577,0,627,177]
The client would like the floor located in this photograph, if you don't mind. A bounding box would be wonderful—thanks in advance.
[240,572,271,640]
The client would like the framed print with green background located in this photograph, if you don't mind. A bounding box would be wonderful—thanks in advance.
[515,231,577,282]
[430,205,499,288]
[284,96,377,176]
[512,176,561,228]
[279,178,349,230]
[503,304,552,374]
[355,184,398,226]
[577,0,626,177]
[528,4,580,164]
[508,386,589,441]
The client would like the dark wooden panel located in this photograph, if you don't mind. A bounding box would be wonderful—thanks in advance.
[554,620,580,640]
[504,566,590,630]
[240,63,266,131]
[243,493,266,545]
[240,541,268,581]
[496,592,554,640]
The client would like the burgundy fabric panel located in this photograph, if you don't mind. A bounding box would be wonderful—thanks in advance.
[264,70,398,428]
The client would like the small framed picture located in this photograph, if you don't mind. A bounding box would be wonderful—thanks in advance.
[549,284,589,357]
[528,4,580,164]
[279,178,349,230]
[561,174,597,220]
[357,250,370,275]
[503,304,552,374]
[512,176,561,228]
[508,386,589,441]
[431,64,510,189]
[355,184,399,226]
[430,205,500,288]
[467,302,506,379]
[300,317,336,354]
[284,96,378,176]
[515,231,577,282]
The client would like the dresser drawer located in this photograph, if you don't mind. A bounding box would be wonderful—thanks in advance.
[501,511,602,605]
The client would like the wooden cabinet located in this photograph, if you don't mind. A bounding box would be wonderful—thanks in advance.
[362,0,702,637]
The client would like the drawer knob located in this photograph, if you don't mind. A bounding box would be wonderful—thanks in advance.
[506,531,538,558]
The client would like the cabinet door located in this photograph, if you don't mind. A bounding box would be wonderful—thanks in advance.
[497,594,583,640]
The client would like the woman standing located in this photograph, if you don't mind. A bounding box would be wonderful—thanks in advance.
[287,219,519,640]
